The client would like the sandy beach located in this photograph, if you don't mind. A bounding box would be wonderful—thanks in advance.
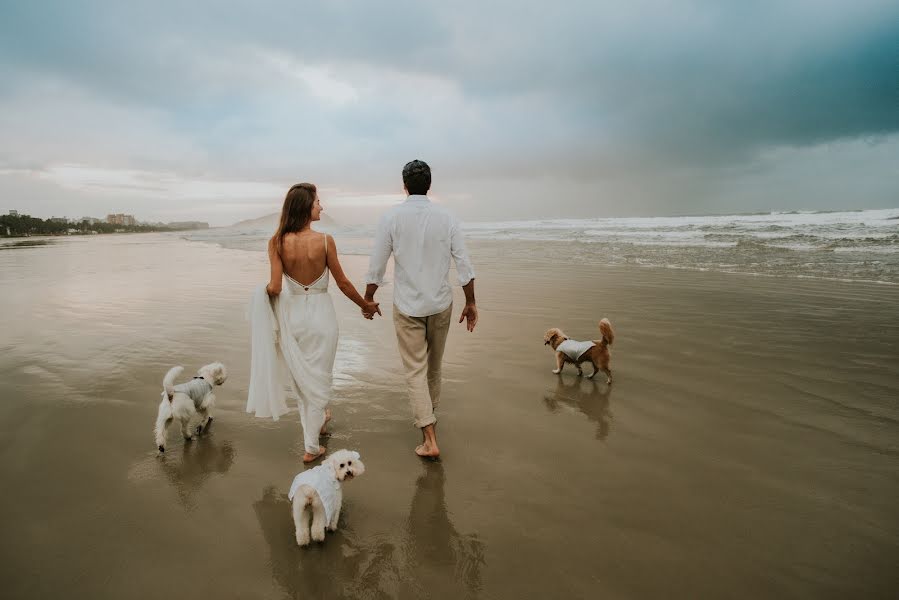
[1,233,897,599]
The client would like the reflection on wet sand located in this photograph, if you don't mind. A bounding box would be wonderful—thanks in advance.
[404,462,486,599]
[544,375,613,440]
[254,463,485,600]
[157,437,235,510]
[254,487,403,599]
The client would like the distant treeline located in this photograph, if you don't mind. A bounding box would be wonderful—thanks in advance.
[0,214,187,237]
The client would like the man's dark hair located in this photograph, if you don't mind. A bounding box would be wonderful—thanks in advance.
[402,160,431,195]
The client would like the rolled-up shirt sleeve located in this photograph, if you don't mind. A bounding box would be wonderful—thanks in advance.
[365,214,393,286]
[450,218,476,286]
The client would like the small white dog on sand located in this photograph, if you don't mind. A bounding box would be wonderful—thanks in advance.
[154,363,227,452]
[289,449,365,546]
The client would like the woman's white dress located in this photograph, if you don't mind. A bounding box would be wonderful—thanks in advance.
[247,265,338,454]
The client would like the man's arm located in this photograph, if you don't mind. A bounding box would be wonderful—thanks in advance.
[459,279,477,332]
[451,218,478,332]
[363,215,392,308]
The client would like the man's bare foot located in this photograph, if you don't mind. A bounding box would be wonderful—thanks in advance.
[415,442,440,458]
[320,408,332,435]
[303,446,327,463]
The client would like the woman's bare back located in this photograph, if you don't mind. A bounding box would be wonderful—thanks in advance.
[280,231,328,285]
[266,227,378,319]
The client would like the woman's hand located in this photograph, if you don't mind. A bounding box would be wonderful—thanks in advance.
[266,283,281,297]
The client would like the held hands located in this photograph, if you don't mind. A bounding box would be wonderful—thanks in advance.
[459,303,478,332]
[361,299,381,320]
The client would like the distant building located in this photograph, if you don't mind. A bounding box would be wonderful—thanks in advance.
[107,213,137,226]
[8,210,18,217]
[81,216,102,225]
[50,217,68,224]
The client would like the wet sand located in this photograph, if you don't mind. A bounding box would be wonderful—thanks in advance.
[1,234,897,598]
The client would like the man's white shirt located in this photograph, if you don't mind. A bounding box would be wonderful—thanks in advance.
[365,195,475,318]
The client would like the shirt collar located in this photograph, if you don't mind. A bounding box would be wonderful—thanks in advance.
[405,195,430,203]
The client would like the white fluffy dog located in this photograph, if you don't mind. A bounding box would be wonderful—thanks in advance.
[154,363,227,452]
[289,449,365,546]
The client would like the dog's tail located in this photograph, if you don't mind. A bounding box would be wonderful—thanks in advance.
[163,366,183,401]
[598,318,615,347]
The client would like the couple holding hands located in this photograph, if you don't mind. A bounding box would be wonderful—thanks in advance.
[247,160,478,461]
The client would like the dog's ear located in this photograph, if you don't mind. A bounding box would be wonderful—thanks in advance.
[323,454,338,474]
[350,451,360,461]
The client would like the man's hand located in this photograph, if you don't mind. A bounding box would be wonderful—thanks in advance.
[459,303,478,332]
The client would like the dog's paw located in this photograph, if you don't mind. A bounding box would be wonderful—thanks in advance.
[296,532,310,547]
[587,372,596,379]
[311,528,326,543]
[327,524,338,532]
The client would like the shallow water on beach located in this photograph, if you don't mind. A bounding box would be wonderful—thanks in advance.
[1,233,897,598]
[189,207,899,284]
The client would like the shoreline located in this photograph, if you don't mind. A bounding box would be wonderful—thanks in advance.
[180,229,899,286]
[0,229,203,240]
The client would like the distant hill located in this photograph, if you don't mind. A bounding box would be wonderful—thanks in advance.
[230,212,338,230]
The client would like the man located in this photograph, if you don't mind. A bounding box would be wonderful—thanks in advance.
[364,159,478,458]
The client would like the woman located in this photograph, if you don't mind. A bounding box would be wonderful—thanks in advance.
[247,183,380,462]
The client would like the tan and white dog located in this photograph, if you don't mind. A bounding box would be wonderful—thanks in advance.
[154,363,227,452]
[543,319,615,383]
[289,449,365,546]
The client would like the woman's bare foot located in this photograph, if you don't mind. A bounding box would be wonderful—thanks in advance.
[320,408,332,435]
[415,442,440,458]
[303,446,327,463]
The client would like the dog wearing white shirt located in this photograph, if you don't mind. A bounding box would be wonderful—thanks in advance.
[544,319,615,383]
[154,363,227,452]
[290,449,365,546]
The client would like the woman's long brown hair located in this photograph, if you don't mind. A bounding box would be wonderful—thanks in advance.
[271,183,317,254]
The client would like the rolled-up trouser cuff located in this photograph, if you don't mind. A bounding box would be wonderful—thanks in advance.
[415,414,437,429]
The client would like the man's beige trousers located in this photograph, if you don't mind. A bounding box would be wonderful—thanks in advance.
[392,303,453,428]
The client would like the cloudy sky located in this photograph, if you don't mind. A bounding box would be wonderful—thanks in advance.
[1,0,896,225]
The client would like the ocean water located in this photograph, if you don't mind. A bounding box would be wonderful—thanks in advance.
[183,208,899,284]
